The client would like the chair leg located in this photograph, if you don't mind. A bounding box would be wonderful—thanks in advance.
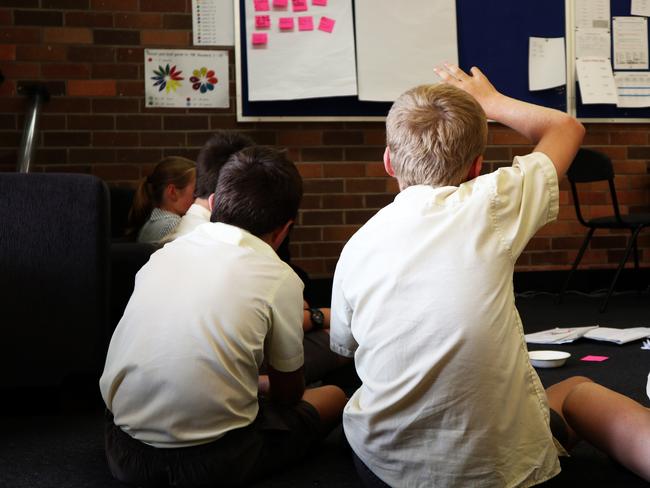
[600,227,643,313]
[558,228,594,304]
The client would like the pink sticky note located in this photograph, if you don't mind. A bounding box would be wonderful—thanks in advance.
[298,16,313,31]
[255,15,271,29]
[254,0,270,12]
[252,32,268,45]
[318,16,335,33]
[279,17,294,30]
[581,355,609,362]
[292,0,308,11]
[312,0,327,5]
[273,0,288,7]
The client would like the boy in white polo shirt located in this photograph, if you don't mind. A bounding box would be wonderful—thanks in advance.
[101,146,346,487]
[330,64,588,487]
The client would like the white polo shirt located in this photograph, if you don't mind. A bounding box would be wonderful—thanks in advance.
[331,152,561,487]
[100,222,305,448]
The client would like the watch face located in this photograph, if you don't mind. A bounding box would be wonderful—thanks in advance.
[311,308,324,326]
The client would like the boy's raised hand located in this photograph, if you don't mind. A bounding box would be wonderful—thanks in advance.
[434,63,500,119]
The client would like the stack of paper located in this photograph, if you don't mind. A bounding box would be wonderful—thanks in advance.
[525,326,599,344]
[583,327,650,345]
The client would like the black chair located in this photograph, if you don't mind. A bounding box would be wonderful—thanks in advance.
[559,148,650,312]
[0,173,110,389]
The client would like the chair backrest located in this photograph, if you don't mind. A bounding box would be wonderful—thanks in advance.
[566,148,622,225]
[109,186,135,240]
[0,173,110,388]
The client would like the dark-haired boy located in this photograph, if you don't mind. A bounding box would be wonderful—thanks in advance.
[101,146,346,487]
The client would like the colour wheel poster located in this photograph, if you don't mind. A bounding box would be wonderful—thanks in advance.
[145,49,229,108]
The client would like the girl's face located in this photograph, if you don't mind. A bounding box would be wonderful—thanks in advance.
[172,174,196,216]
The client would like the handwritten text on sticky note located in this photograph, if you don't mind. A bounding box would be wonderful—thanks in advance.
[252,33,268,45]
[255,15,271,29]
[279,17,294,30]
[293,0,308,11]
[298,16,314,31]
[318,16,335,33]
[254,0,270,12]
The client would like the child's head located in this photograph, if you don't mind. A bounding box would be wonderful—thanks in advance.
[195,131,256,199]
[211,146,302,241]
[128,156,196,234]
[385,83,487,189]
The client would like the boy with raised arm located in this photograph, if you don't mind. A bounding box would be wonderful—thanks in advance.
[330,65,586,486]
[101,146,346,487]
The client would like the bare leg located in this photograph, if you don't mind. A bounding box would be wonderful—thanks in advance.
[562,382,650,482]
[302,385,347,432]
[545,376,593,449]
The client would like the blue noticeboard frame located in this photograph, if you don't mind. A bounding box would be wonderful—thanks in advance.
[235,0,568,121]
[575,0,650,121]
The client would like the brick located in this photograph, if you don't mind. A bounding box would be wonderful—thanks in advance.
[116,115,161,130]
[0,0,39,6]
[65,12,114,28]
[162,147,200,160]
[92,63,139,80]
[94,29,140,45]
[44,27,92,44]
[0,27,41,43]
[140,132,186,147]
[300,242,344,258]
[0,131,21,146]
[278,130,322,146]
[68,46,115,63]
[115,149,162,163]
[140,0,187,12]
[116,81,144,97]
[35,148,67,164]
[44,98,91,113]
[163,116,208,131]
[69,148,116,164]
[93,131,140,147]
[484,146,510,161]
[15,10,63,26]
[245,130,276,145]
[345,178,387,193]
[116,47,143,63]
[91,0,138,11]
[365,194,394,208]
[163,14,192,29]
[141,30,189,46]
[92,163,140,181]
[16,45,67,61]
[0,63,40,79]
[44,164,92,174]
[300,195,321,209]
[44,131,91,147]
[345,209,377,225]
[68,115,114,130]
[42,0,90,7]
[115,13,162,29]
[68,80,116,96]
[322,225,359,241]
[364,129,386,146]
[291,258,326,276]
[0,114,16,130]
[301,210,344,225]
[0,10,10,25]
[93,98,139,113]
[365,162,386,177]
[291,227,321,242]
[0,45,16,60]
[322,162,365,177]
[322,194,363,209]
[345,147,384,161]
[323,131,363,145]
[303,179,343,193]
[295,163,323,179]
[529,251,569,265]
[491,130,530,145]
[42,63,91,79]
[302,147,343,162]
[17,80,66,97]
[611,132,647,145]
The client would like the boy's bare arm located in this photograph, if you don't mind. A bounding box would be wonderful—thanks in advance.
[435,64,585,179]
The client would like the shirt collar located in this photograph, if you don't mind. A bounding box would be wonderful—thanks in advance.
[199,222,278,259]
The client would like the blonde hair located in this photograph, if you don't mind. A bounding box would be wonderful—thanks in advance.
[386,83,487,189]
[127,156,196,236]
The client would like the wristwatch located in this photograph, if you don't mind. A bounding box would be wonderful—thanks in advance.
[308,307,325,329]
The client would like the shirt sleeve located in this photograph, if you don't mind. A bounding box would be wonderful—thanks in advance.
[330,259,357,358]
[491,152,559,260]
[265,268,305,372]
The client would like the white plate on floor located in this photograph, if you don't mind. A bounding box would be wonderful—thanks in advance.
[529,350,571,368]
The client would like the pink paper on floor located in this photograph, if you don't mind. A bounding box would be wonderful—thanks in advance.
[580,355,609,362]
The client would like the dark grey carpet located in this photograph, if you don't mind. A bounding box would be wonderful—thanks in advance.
[1,291,648,487]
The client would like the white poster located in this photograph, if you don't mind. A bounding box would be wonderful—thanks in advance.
[575,28,611,59]
[145,49,229,108]
[631,0,650,17]
[355,0,458,101]
[576,57,618,104]
[614,71,650,107]
[245,0,357,101]
[529,37,566,91]
[192,0,234,46]
[575,0,610,30]
[613,16,649,70]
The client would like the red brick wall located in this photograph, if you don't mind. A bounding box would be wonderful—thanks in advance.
[1,2,649,277]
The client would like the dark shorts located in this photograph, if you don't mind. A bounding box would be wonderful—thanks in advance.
[105,398,322,487]
[351,408,571,488]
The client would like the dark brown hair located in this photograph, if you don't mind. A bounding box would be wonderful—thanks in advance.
[211,146,302,237]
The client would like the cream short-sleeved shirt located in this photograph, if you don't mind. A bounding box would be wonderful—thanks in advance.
[331,152,561,487]
[100,222,305,448]
[161,202,211,243]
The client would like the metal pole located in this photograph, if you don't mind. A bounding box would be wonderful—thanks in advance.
[16,85,50,173]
